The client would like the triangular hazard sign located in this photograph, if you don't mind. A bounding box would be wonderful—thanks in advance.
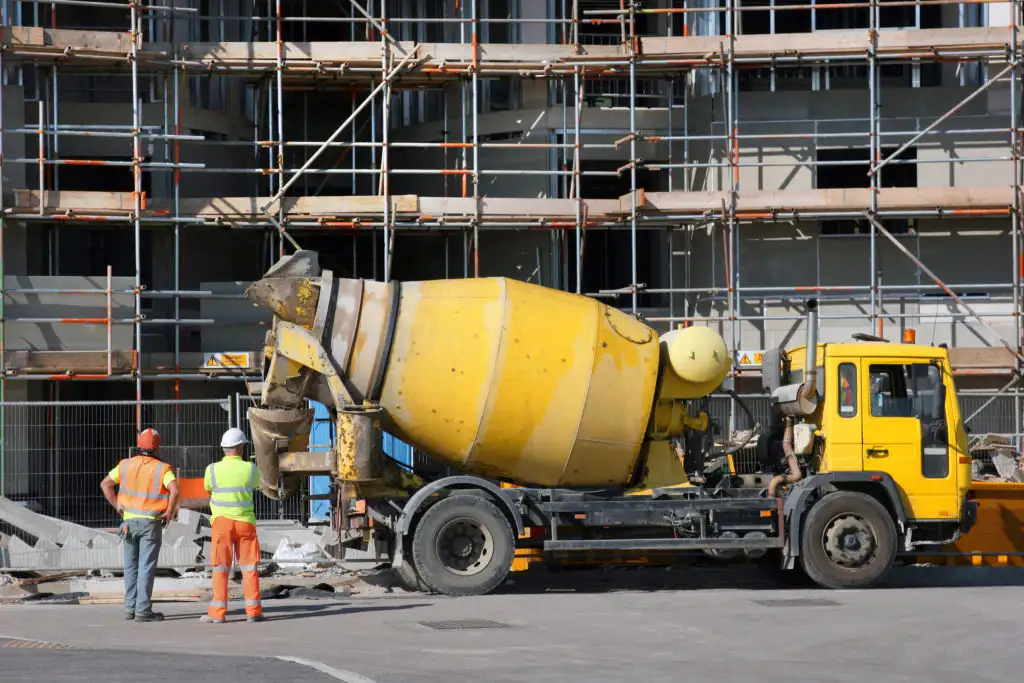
[206,356,219,367]
[739,354,751,365]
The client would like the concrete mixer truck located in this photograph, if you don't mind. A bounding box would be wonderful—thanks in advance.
[243,250,977,596]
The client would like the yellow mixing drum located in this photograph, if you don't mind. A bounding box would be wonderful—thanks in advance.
[245,253,731,489]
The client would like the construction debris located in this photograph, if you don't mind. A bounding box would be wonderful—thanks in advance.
[0,497,336,574]
[79,591,205,605]
[14,570,89,587]
[261,583,350,601]
[969,435,1024,483]
[271,538,332,568]
[992,453,1024,483]
[0,499,204,571]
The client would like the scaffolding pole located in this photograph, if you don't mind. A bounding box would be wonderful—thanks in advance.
[1,0,1024,419]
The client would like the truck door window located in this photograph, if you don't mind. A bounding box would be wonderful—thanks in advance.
[868,363,949,478]
[838,363,856,417]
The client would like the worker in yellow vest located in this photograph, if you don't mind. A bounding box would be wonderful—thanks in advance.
[100,427,180,623]
[200,427,265,623]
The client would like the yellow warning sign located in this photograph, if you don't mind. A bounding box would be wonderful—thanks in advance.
[735,350,765,367]
[202,352,253,371]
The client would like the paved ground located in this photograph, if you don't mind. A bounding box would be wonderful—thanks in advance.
[1,566,1023,683]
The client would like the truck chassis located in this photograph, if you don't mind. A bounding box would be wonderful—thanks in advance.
[345,470,963,597]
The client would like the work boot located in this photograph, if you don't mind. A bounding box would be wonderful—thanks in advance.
[124,612,135,621]
[247,614,267,623]
[199,615,225,624]
[134,612,165,623]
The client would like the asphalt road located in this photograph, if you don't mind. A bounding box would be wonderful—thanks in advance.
[1,566,1023,683]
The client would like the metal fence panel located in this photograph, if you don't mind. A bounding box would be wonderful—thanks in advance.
[1,399,231,528]
[1,390,1021,534]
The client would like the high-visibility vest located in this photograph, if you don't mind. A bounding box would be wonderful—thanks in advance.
[207,457,259,524]
[117,456,172,518]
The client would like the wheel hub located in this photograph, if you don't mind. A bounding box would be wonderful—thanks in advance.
[451,536,473,558]
[435,518,495,576]
[822,514,876,568]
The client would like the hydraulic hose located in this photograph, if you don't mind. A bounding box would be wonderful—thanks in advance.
[767,417,803,498]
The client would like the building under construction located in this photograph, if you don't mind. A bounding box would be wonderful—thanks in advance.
[1,0,1022,525]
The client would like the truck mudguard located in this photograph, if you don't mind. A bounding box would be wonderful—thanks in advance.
[783,472,907,562]
[396,475,526,537]
[390,475,525,570]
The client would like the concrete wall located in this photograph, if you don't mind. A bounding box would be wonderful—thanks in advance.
[198,282,270,353]
[3,275,136,351]
[696,86,1002,192]
[682,217,1015,350]
[44,102,254,199]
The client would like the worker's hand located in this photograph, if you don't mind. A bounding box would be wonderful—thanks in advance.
[160,509,175,525]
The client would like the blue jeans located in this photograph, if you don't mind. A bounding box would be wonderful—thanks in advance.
[122,518,163,615]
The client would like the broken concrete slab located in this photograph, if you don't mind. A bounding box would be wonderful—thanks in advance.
[0,498,85,546]
[0,497,205,571]
[0,496,334,573]
[992,453,1024,482]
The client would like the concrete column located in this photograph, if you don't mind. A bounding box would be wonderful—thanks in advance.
[519,0,549,109]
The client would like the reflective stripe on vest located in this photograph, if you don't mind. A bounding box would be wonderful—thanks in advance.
[116,456,171,518]
[209,460,258,511]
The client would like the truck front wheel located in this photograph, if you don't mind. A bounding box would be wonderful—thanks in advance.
[411,494,515,597]
[800,491,897,590]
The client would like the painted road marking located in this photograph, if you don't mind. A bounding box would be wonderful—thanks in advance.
[276,655,380,683]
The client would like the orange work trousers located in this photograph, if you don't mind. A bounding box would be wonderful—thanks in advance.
[208,516,262,620]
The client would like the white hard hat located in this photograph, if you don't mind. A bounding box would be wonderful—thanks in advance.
[220,427,248,449]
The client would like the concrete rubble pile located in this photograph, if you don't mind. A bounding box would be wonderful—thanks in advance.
[970,435,1024,483]
[0,497,332,574]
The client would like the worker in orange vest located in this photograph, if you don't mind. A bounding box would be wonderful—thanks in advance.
[100,428,180,622]
[200,427,265,623]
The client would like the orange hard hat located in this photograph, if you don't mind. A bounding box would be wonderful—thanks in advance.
[137,428,162,453]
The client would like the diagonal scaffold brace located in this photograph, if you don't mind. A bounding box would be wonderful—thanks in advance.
[870,63,1015,178]
[259,46,421,249]
[864,214,1024,373]
[348,0,408,54]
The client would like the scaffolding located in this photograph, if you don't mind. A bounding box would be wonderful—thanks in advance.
[0,0,1022,425]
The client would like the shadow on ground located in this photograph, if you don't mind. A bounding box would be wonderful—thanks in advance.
[163,602,432,622]
[365,562,1024,596]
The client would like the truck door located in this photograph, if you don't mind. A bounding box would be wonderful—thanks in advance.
[859,359,957,521]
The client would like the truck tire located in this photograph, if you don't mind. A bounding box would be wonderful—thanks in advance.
[411,495,515,597]
[799,491,897,590]
[393,556,433,593]
[390,536,433,593]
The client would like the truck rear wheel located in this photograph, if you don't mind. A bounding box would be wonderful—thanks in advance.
[411,495,515,597]
[800,491,897,589]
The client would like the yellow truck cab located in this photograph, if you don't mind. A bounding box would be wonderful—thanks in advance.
[768,336,977,587]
